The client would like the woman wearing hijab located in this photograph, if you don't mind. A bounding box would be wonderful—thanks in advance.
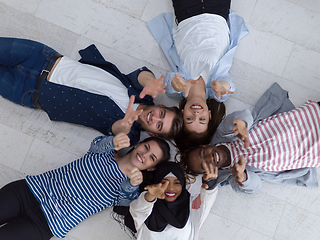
[129,161,218,240]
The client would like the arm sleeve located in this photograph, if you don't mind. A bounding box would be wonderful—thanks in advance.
[228,170,262,194]
[130,191,156,231]
[125,67,154,104]
[88,136,115,153]
[210,109,254,145]
[117,179,140,206]
[190,187,219,230]
[126,67,155,91]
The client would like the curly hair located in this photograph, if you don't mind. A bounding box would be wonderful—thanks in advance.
[174,147,204,187]
[174,98,225,152]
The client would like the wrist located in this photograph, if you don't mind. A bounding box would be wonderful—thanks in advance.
[145,192,156,202]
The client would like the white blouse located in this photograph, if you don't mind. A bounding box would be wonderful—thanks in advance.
[173,13,230,84]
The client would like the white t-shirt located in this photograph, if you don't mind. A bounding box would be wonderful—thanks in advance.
[173,13,230,84]
[49,56,139,113]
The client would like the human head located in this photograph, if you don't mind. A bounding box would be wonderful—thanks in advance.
[129,136,171,171]
[181,145,229,175]
[181,97,211,133]
[144,161,190,232]
[138,105,183,140]
[175,99,225,152]
[154,162,186,202]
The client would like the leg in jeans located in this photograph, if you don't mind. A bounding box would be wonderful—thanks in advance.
[0,38,57,108]
[172,0,231,23]
[0,180,53,240]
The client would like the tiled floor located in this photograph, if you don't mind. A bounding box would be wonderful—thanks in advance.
[1,0,320,239]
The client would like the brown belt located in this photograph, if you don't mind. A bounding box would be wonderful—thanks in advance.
[32,53,63,109]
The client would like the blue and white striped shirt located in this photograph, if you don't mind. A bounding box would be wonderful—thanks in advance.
[26,136,139,238]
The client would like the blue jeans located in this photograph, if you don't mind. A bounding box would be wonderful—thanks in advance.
[0,38,57,108]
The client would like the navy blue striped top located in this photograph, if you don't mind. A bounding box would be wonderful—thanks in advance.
[26,136,139,238]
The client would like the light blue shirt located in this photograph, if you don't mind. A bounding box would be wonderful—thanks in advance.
[147,11,249,102]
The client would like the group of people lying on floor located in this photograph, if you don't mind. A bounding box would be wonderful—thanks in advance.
[0,0,318,239]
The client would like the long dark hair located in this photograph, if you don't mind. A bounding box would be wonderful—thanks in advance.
[174,98,225,152]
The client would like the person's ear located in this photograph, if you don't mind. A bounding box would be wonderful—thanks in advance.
[148,132,159,137]
[209,110,212,120]
[181,109,184,113]
[147,167,156,171]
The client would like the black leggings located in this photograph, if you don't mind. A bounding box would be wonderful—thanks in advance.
[0,180,53,240]
[172,0,231,23]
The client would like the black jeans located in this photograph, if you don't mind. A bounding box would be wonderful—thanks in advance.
[172,0,231,23]
[0,180,53,240]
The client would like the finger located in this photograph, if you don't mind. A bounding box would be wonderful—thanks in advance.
[128,95,135,107]
[209,162,214,173]
[130,167,140,176]
[239,156,246,166]
[161,181,169,189]
[236,179,244,187]
[114,142,130,151]
[116,134,130,143]
[139,89,147,99]
[144,184,156,191]
[159,74,165,83]
[203,162,210,175]
[244,137,249,148]
[201,183,209,189]
[213,166,218,177]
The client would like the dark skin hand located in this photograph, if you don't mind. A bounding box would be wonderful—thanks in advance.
[231,156,247,187]
[232,119,249,148]
[201,162,218,189]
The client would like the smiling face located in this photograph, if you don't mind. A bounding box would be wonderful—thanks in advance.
[138,106,175,135]
[187,145,230,174]
[182,97,211,133]
[161,176,182,202]
[130,140,163,171]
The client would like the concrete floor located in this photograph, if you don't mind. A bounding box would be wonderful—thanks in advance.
[1,0,320,239]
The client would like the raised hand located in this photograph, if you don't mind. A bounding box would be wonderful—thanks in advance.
[211,80,235,99]
[171,73,198,97]
[202,162,218,189]
[128,167,143,186]
[232,119,249,148]
[121,95,143,131]
[139,74,166,99]
[113,132,130,151]
[232,156,247,187]
[144,181,169,200]
[111,95,143,136]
